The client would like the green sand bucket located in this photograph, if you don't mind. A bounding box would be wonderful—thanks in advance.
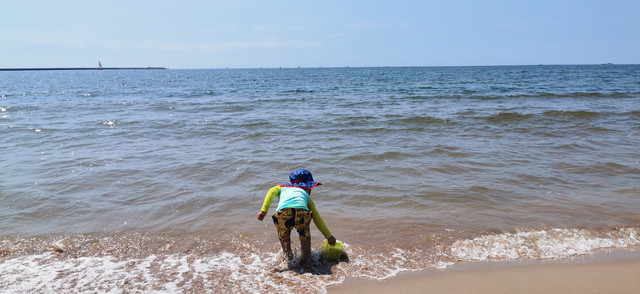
[321,239,344,260]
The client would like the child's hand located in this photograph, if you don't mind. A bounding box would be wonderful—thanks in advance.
[257,211,267,221]
[328,236,336,245]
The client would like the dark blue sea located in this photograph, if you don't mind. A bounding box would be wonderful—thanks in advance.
[1,65,639,292]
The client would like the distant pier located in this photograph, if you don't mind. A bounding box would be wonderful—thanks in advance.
[0,67,167,72]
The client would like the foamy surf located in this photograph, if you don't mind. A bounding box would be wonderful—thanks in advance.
[0,235,347,294]
[450,227,640,261]
[1,227,638,293]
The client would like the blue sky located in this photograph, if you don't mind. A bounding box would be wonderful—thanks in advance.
[2,0,639,69]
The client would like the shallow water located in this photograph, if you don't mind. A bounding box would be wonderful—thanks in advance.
[1,65,639,292]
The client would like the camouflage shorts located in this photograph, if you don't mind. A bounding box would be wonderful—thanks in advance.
[272,208,312,242]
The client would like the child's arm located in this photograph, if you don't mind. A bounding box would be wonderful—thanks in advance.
[309,197,335,243]
[257,185,281,221]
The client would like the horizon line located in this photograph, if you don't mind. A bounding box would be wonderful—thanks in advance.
[1,63,635,72]
[170,62,634,70]
[0,66,166,72]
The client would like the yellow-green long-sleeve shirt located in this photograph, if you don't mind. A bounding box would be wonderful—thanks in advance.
[260,185,332,239]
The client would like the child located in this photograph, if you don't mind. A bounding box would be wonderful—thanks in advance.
[257,169,337,267]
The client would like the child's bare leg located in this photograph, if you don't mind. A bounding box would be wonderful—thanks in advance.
[300,237,311,267]
[280,239,294,261]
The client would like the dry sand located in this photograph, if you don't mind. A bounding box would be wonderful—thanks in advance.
[329,249,640,294]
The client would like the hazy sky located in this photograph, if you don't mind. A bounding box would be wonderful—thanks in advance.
[2,0,639,69]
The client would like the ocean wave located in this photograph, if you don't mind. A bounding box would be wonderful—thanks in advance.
[629,110,640,117]
[483,112,535,123]
[554,161,640,176]
[616,188,640,194]
[450,227,640,261]
[543,110,600,119]
[393,116,451,125]
[428,145,469,158]
[341,150,412,162]
[507,91,635,99]
[463,109,637,125]
[402,91,640,100]
[278,89,316,95]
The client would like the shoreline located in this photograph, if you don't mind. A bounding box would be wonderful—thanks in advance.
[329,249,640,294]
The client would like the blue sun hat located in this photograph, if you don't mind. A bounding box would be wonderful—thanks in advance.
[280,169,322,189]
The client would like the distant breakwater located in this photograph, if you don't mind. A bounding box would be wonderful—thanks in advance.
[0,67,166,72]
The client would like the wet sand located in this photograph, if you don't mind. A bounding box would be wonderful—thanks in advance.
[329,250,640,294]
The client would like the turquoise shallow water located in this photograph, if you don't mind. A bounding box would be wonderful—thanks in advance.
[1,65,639,292]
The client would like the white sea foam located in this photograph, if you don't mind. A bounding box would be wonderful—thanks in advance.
[0,243,346,294]
[1,230,639,293]
[450,228,640,261]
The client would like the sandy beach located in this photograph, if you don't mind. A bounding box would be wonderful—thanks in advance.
[329,250,640,294]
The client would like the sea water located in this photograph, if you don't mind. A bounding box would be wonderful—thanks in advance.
[1,65,639,293]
